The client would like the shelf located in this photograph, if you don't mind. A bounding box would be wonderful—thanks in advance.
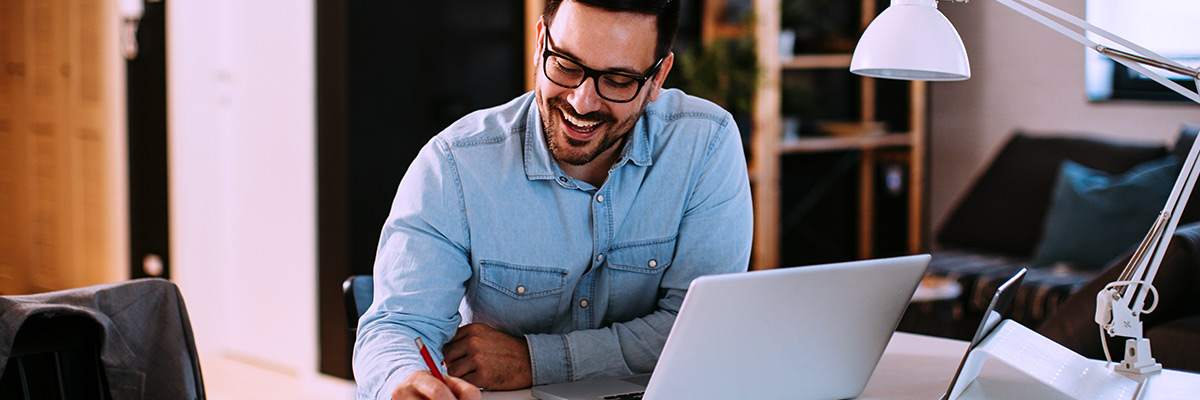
[750,0,928,269]
[780,133,911,154]
[780,53,853,70]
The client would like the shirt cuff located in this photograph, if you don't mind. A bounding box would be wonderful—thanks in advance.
[526,332,571,385]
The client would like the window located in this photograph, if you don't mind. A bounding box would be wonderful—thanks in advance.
[1085,0,1199,102]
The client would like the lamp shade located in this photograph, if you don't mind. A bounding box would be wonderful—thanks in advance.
[850,0,971,81]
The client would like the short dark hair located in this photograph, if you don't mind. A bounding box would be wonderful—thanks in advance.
[543,0,680,61]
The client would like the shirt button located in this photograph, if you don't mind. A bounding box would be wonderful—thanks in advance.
[596,254,604,262]
[648,259,657,268]
[580,299,589,308]
[516,285,526,294]
[596,194,604,203]
[558,176,568,183]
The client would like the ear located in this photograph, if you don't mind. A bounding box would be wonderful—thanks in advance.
[534,18,546,64]
[647,52,674,102]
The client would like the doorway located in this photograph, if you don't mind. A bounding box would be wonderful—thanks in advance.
[316,0,529,379]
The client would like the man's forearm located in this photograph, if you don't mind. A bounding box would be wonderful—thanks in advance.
[525,301,680,385]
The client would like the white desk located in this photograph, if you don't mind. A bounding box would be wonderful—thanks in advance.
[482,332,1200,399]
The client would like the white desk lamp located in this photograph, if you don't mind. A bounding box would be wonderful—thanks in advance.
[849,0,1200,377]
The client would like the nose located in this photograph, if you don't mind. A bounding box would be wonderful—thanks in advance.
[566,77,602,115]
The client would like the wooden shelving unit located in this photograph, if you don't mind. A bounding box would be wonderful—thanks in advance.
[749,0,928,270]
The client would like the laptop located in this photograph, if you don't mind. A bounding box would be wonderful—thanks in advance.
[531,254,931,400]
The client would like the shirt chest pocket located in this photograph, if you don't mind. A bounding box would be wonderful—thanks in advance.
[604,238,676,322]
[608,238,675,274]
[479,261,568,299]
[472,261,568,334]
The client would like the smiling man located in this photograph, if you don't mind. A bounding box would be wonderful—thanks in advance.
[352,1,753,399]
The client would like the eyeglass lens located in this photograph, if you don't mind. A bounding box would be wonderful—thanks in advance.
[544,54,642,102]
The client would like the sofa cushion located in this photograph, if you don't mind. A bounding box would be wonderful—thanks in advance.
[938,132,1167,256]
[926,248,1099,328]
[1039,222,1200,365]
[1146,315,1200,373]
[1168,123,1200,161]
[1032,156,1180,269]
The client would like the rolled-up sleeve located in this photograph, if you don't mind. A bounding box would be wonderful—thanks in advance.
[352,138,472,400]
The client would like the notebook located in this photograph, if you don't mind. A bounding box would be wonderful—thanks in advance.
[531,254,932,400]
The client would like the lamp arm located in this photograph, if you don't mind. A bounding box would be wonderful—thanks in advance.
[1108,135,1200,335]
[971,0,1200,321]
[1098,46,1200,79]
[944,0,1200,320]
[1089,131,1200,374]
[977,0,1200,103]
[1138,135,1200,302]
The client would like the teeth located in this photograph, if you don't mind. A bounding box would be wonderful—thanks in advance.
[563,112,600,129]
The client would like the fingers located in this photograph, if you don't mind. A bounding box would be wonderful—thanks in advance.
[445,375,483,400]
[441,335,472,365]
[392,370,461,400]
[444,349,477,378]
[446,322,485,346]
[440,323,533,390]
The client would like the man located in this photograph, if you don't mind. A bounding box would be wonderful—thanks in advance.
[353,0,753,399]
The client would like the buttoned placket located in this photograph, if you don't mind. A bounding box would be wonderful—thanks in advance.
[573,182,615,330]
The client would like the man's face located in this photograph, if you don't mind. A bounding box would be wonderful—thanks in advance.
[535,1,670,167]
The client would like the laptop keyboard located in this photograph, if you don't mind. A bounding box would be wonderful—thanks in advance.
[603,392,645,400]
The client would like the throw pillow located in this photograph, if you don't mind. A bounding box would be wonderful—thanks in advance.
[1032,156,1181,269]
[938,133,1167,256]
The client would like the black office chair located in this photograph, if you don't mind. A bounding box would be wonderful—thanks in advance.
[342,275,375,330]
[0,279,205,400]
[0,313,110,400]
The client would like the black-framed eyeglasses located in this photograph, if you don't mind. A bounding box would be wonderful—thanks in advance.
[541,28,664,103]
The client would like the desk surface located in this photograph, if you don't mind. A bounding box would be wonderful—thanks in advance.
[482,332,1200,399]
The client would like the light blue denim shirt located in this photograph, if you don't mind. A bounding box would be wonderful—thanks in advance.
[353,89,752,399]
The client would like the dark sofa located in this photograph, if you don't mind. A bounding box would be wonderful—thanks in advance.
[902,123,1200,342]
[1040,222,1200,373]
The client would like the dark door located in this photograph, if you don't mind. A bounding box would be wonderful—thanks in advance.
[127,0,170,280]
[316,0,528,379]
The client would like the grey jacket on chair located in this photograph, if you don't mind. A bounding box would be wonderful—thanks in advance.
[0,278,205,400]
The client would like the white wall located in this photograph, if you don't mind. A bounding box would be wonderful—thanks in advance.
[928,0,1200,232]
[167,1,348,395]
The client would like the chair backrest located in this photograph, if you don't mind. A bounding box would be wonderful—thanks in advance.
[0,278,205,400]
[0,313,110,400]
[342,275,374,330]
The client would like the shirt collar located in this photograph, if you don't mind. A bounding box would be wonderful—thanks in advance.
[523,95,653,182]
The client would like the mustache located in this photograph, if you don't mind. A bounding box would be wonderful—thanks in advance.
[546,97,615,123]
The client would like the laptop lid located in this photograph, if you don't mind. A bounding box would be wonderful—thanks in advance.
[532,254,931,400]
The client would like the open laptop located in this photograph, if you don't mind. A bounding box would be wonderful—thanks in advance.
[531,254,931,400]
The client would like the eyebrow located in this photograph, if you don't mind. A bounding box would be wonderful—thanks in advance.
[547,32,649,77]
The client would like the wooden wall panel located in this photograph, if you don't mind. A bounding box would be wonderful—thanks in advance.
[28,0,73,293]
[71,0,115,287]
[0,0,30,294]
[0,0,123,294]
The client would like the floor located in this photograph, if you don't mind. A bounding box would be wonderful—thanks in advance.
[201,353,357,400]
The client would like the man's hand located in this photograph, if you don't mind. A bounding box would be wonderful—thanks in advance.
[442,323,534,390]
[391,370,481,400]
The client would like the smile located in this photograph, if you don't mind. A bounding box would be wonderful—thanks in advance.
[561,110,601,133]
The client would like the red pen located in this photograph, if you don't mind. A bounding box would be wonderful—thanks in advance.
[414,337,446,383]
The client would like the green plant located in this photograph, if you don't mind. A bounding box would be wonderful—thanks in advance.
[664,19,758,116]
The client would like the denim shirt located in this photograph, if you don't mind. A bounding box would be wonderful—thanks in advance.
[353,89,753,400]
